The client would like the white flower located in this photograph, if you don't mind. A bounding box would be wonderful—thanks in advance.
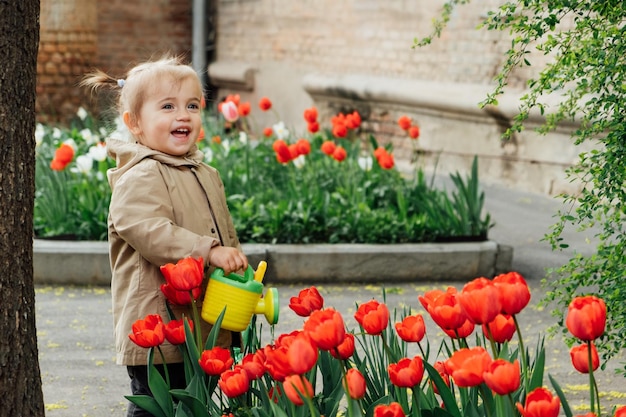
[63,138,78,151]
[222,139,231,155]
[109,117,132,142]
[273,121,290,140]
[88,142,108,162]
[52,127,62,139]
[292,155,306,169]
[73,155,93,174]
[358,156,373,171]
[35,124,45,147]
[76,107,88,121]
[239,131,248,144]
[80,128,95,145]
[203,147,214,163]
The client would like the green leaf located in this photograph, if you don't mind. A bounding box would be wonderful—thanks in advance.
[125,395,169,417]
[549,374,573,417]
[169,390,211,417]
[424,361,462,417]
[147,348,175,417]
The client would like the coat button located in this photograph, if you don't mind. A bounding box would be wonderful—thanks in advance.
[211,228,216,234]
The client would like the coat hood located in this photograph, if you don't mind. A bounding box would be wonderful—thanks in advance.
[106,139,205,189]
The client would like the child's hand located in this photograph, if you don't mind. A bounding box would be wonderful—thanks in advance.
[207,246,248,276]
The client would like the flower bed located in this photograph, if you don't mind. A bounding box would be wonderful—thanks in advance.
[34,98,492,243]
[126,257,624,417]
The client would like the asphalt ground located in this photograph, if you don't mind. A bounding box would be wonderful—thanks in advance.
[36,182,626,416]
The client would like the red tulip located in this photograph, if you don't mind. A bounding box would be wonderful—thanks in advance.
[408,125,420,139]
[263,127,273,137]
[303,308,346,350]
[288,332,318,375]
[263,344,292,382]
[570,343,600,374]
[241,350,266,380]
[424,289,467,332]
[283,374,314,406]
[442,318,475,339]
[614,406,626,417]
[160,257,204,292]
[307,121,320,133]
[493,271,531,315]
[128,314,165,348]
[354,299,390,335]
[163,318,193,345]
[388,356,425,388]
[160,283,201,305]
[258,96,272,111]
[395,314,426,343]
[516,387,560,417]
[457,277,502,325]
[218,365,249,398]
[224,94,240,106]
[272,139,292,164]
[377,152,395,169]
[565,295,606,341]
[295,138,311,156]
[574,414,597,417]
[330,332,355,360]
[332,146,347,162]
[198,346,233,376]
[237,101,251,117]
[303,107,318,123]
[320,140,336,156]
[289,286,324,317]
[397,115,412,130]
[482,313,516,343]
[345,368,366,399]
[483,359,520,395]
[50,143,75,171]
[444,346,492,388]
[430,360,450,395]
[374,402,406,417]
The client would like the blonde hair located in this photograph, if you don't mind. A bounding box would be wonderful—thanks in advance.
[81,55,203,126]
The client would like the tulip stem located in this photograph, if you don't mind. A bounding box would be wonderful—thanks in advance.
[157,346,171,388]
[513,315,528,393]
[190,292,203,352]
[587,340,600,416]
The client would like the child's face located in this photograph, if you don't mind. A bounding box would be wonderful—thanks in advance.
[125,77,202,156]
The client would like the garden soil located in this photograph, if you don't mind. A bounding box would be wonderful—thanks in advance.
[37,181,626,416]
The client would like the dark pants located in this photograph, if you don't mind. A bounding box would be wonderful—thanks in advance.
[126,363,187,417]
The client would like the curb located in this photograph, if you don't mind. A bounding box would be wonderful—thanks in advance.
[33,239,513,285]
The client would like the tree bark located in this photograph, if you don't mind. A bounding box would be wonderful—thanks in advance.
[0,1,44,417]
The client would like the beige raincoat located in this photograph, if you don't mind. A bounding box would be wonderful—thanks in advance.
[107,139,240,365]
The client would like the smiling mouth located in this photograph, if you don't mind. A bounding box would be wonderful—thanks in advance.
[172,128,190,139]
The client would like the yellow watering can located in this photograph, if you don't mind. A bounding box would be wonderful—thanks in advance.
[201,261,279,332]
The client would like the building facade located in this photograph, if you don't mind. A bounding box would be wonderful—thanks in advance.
[38,0,586,195]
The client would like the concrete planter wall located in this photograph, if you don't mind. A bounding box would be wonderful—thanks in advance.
[33,239,512,286]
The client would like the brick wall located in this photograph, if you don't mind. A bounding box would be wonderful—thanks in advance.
[95,0,192,77]
[37,0,98,124]
[37,0,193,125]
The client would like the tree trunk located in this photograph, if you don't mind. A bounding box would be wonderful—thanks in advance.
[0,1,44,417]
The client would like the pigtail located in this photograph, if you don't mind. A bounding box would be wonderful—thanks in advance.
[80,69,124,94]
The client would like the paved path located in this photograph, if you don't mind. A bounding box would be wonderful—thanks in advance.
[36,182,625,416]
